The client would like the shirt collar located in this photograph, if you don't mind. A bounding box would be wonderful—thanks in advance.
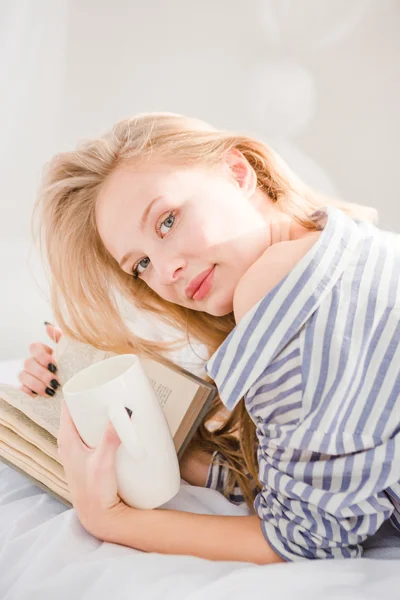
[205,207,363,410]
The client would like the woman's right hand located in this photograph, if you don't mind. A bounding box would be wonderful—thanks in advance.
[18,323,63,398]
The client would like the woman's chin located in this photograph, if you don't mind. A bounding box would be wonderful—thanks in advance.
[205,296,234,317]
[187,303,232,317]
[181,289,234,316]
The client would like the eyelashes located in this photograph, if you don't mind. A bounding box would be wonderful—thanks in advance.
[156,210,175,237]
[131,210,176,279]
[132,257,150,279]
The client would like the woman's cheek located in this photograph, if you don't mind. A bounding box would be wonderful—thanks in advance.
[188,222,216,252]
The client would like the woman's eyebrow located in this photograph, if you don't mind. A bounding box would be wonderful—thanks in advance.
[118,195,163,268]
[139,195,163,232]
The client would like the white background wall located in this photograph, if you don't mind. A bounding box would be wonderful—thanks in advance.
[0,0,399,360]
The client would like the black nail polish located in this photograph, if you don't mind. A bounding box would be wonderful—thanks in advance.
[31,390,37,396]
[45,387,55,397]
[125,407,133,418]
[44,321,52,326]
[48,363,57,374]
[50,379,59,390]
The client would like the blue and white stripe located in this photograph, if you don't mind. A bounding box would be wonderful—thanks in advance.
[205,206,400,561]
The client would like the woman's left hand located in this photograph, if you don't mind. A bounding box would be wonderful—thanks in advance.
[57,399,128,537]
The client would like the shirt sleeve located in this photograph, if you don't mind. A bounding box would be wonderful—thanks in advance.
[254,441,397,561]
[205,451,246,505]
[256,491,363,561]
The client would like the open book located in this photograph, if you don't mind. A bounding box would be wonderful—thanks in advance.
[0,336,217,507]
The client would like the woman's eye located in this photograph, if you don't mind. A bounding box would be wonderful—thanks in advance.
[132,256,150,279]
[132,211,176,279]
[159,211,175,236]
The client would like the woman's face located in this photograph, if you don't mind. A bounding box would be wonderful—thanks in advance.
[96,153,275,316]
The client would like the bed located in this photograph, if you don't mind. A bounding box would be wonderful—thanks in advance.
[1,359,399,600]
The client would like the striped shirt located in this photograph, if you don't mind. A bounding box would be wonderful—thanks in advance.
[204,206,400,561]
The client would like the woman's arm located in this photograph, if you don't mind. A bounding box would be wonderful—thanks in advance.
[57,399,283,565]
[95,506,285,565]
[179,444,212,487]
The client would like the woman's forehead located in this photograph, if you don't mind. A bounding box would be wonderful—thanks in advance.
[94,162,184,257]
[97,160,213,213]
[96,163,166,218]
[103,161,171,195]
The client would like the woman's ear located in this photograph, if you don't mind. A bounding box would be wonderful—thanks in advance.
[224,149,257,198]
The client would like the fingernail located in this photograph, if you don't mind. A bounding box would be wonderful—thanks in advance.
[125,407,133,418]
[45,387,55,397]
[44,321,53,326]
[31,390,37,396]
[50,379,59,390]
[48,363,57,374]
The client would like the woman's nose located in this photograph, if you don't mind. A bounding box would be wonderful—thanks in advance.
[152,254,185,285]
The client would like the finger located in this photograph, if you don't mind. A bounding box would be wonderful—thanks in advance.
[94,421,121,471]
[58,400,90,455]
[44,322,63,344]
[29,341,57,373]
[18,371,57,397]
[58,399,76,444]
[20,384,37,397]
[22,357,60,392]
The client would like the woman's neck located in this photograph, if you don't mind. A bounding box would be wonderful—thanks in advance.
[268,217,311,246]
[252,189,313,248]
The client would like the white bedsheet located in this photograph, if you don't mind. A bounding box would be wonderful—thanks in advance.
[1,360,400,600]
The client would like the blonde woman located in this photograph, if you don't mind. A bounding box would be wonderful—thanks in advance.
[20,113,400,563]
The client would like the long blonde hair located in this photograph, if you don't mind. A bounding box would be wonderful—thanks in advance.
[33,113,377,508]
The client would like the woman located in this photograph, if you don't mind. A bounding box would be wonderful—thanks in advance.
[19,113,400,563]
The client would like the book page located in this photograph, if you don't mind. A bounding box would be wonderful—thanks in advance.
[0,397,59,461]
[54,335,116,388]
[0,424,68,494]
[0,336,209,442]
[0,336,113,437]
[0,384,61,437]
[53,336,203,438]
[0,336,214,503]
[141,357,200,437]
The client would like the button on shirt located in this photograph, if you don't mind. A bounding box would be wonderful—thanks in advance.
[205,206,400,561]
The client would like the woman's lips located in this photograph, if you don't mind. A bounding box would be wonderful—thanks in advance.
[192,266,215,301]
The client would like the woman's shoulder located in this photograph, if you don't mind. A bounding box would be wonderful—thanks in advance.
[233,231,321,323]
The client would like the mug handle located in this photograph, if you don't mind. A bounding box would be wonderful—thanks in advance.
[107,399,146,461]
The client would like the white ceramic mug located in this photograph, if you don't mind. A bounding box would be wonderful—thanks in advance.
[62,354,181,509]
